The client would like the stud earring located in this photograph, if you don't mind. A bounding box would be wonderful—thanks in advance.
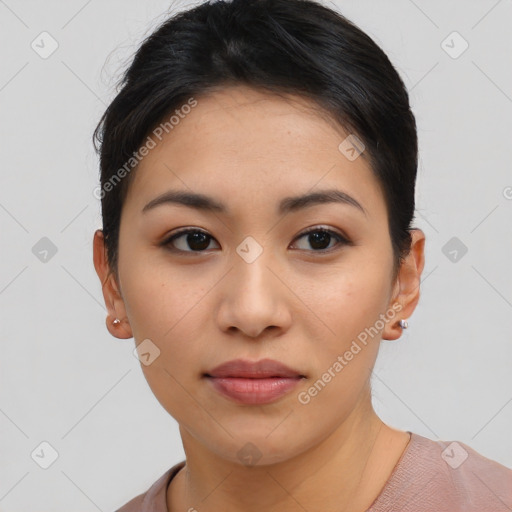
[399,319,408,329]
[113,318,121,326]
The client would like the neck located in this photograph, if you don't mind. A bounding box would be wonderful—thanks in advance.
[168,399,409,512]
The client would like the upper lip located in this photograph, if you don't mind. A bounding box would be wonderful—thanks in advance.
[205,358,305,379]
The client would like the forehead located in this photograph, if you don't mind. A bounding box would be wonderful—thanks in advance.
[125,85,384,218]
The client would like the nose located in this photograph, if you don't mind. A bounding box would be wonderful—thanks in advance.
[215,246,292,339]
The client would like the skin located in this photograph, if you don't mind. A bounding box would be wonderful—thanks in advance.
[93,85,425,512]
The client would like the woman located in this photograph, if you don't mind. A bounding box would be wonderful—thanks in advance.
[92,0,512,510]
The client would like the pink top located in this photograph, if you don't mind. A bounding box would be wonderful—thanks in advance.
[115,431,512,511]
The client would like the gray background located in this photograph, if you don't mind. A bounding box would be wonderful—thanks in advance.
[1,0,511,510]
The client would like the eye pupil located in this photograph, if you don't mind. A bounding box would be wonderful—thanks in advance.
[309,231,331,250]
[188,232,210,250]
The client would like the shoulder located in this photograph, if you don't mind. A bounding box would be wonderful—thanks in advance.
[115,460,186,512]
[369,432,512,512]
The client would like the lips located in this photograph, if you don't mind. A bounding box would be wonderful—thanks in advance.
[204,358,306,405]
[204,358,305,379]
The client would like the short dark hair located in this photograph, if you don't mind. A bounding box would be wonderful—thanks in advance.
[93,0,418,283]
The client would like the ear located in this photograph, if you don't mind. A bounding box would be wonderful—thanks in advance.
[93,229,133,339]
[382,229,426,341]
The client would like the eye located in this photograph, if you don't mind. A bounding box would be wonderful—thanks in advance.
[161,226,351,254]
[162,228,219,253]
[291,226,350,252]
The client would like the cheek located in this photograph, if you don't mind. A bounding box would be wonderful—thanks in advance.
[295,271,388,419]
[307,264,391,345]
[119,250,205,342]
[119,258,209,418]
[119,254,212,394]
[297,263,392,403]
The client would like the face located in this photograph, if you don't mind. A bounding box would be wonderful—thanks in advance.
[97,85,411,465]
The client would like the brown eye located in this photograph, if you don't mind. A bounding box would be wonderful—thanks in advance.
[161,226,350,255]
[292,227,350,252]
[163,229,219,252]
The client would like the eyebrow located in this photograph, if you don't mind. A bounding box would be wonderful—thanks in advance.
[142,188,367,217]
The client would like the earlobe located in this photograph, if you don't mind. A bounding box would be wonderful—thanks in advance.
[382,304,408,341]
[93,229,133,340]
[105,315,133,340]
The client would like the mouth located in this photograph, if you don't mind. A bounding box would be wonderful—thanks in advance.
[203,358,306,405]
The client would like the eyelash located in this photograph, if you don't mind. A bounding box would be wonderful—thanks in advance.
[161,226,351,254]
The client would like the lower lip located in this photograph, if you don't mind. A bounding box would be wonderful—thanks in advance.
[206,376,302,405]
